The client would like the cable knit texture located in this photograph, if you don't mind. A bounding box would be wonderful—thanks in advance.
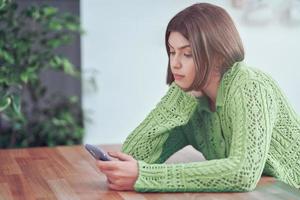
[121,61,300,192]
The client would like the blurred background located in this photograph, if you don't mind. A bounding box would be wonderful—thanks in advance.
[0,0,299,148]
[0,0,83,148]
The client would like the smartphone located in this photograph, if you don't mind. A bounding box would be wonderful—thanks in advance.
[84,144,111,161]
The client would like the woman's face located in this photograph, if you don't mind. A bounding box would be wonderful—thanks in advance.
[168,31,196,90]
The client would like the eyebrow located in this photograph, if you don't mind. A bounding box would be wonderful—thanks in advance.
[168,42,191,50]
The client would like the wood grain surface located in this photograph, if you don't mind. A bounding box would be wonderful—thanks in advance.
[0,144,299,200]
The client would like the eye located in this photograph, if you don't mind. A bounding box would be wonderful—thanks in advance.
[169,51,175,56]
[184,53,192,58]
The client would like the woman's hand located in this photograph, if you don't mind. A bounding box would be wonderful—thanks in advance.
[96,151,138,191]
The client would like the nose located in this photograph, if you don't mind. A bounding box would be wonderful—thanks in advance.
[171,55,181,70]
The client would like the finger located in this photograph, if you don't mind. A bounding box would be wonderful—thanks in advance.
[108,151,134,161]
[99,168,112,176]
[106,177,112,184]
[108,183,122,191]
[101,170,118,180]
[96,160,118,171]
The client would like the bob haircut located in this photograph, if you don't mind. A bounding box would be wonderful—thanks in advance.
[165,3,244,91]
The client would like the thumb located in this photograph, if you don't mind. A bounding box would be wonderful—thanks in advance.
[108,151,134,161]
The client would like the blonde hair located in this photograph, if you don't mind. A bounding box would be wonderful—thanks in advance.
[165,3,244,91]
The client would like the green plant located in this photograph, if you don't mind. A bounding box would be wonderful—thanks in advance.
[0,0,84,148]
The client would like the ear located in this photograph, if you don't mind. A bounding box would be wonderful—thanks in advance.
[212,54,225,75]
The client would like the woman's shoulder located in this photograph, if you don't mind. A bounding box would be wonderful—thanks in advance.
[220,62,281,108]
[224,61,278,91]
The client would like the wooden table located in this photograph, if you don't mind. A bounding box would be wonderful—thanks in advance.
[0,144,299,200]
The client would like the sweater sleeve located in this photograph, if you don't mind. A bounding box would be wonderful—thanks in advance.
[133,80,278,192]
[121,82,199,164]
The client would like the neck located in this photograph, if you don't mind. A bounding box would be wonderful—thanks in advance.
[202,75,221,111]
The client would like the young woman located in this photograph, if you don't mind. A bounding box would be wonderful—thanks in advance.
[96,3,300,192]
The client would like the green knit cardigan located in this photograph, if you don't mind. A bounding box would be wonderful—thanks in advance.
[121,61,300,192]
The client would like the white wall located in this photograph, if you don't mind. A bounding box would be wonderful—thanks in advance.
[81,0,300,145]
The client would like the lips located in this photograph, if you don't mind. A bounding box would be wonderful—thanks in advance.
[173,73,185,80]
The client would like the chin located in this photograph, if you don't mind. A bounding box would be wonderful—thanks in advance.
[174,81,190,91]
